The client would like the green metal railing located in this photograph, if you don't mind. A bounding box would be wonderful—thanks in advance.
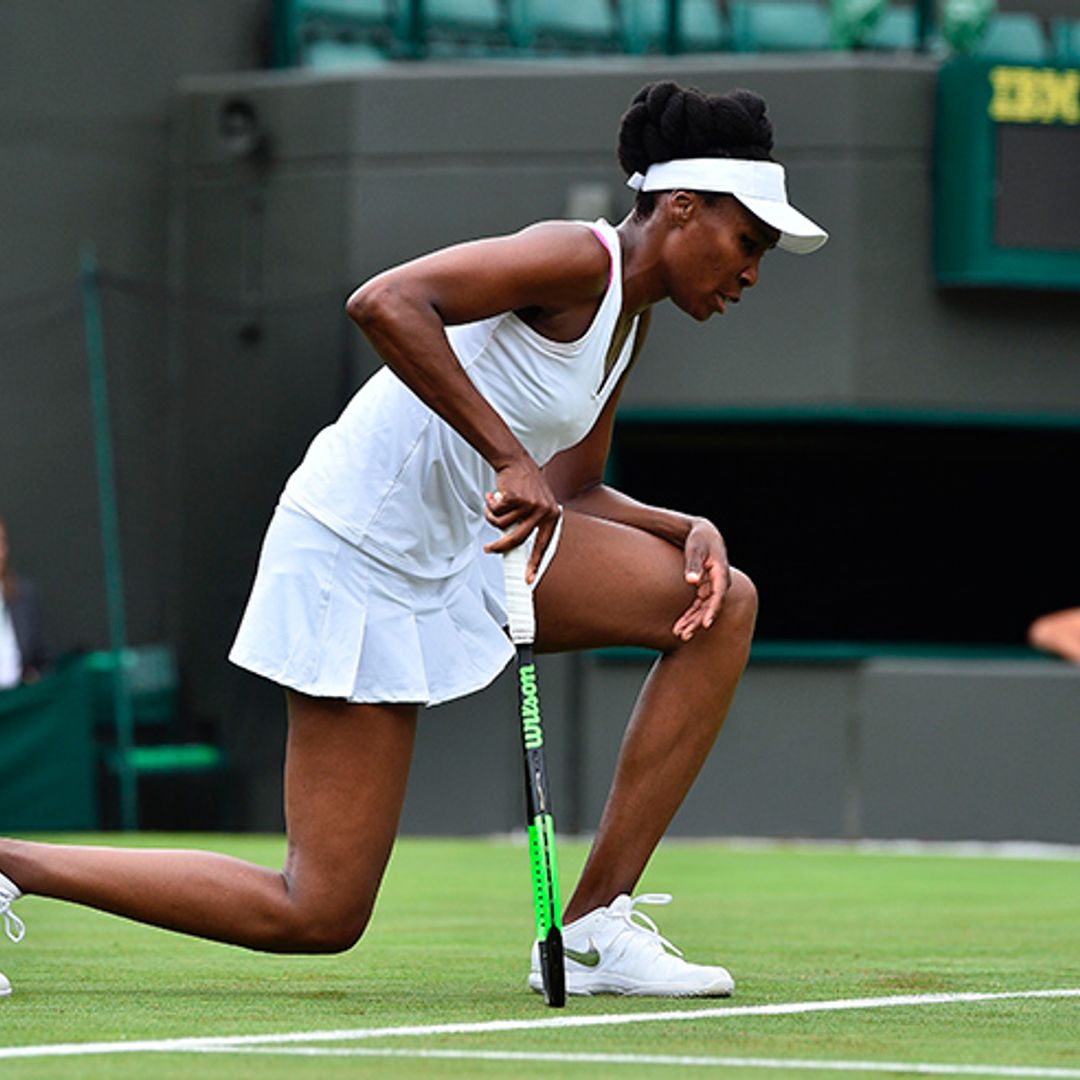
[80,246,139,832]
[273,0,941,67]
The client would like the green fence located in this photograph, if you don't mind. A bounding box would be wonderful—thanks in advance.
[0,657,99,831]
[0,649,229,833]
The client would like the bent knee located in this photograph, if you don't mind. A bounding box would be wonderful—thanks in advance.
[262,903,373,955]
[722,568,758,631]
[651,568,757,656]
[295,915,369,955]
[681,567,756,658]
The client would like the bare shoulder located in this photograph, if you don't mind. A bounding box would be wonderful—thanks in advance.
[498,220,612,289]
[514,219,611,260]
[486,220,612,321]
[355,219,613,328]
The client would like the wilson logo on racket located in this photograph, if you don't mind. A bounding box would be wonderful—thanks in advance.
[518,664,543,749]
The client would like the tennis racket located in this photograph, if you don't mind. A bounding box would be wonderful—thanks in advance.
[503,542,566,1007]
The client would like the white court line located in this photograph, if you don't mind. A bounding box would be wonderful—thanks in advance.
[189,1045,1080,1077]
[0,988,1078,1061]
[711,837,1080,863]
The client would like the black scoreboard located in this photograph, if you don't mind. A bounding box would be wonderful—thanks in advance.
[935,59,1080,289]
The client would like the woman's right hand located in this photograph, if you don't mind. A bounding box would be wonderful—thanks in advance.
[482,455,562,583]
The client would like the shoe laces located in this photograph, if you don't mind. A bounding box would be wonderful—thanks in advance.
[615,893,683,958]
[0,893,25,945]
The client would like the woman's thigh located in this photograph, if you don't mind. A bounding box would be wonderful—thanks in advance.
[533,510,697,654]
[282,691,417,930]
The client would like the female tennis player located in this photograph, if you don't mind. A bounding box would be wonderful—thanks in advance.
[0,80,826,998]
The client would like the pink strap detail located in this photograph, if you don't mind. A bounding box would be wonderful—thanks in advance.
[587,224,615,285]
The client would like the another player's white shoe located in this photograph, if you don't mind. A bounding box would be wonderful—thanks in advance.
[0,970,11,997]
[528,893,734,998]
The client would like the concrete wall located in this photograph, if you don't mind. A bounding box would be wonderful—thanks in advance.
[162,56,1080,832]
[403,649,1080,846]
[0,0,267,657]
[6,12,1080,837]
[573,652,1080,844]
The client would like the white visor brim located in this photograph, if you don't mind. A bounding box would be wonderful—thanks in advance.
[734,193,828,255]
[627,158,828,255]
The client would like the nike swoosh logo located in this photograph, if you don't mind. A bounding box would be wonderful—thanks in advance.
[564,942,601,968]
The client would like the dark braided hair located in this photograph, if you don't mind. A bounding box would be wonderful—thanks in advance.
[617,81,775,219]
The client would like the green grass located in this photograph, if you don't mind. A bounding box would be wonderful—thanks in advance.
[2,835,1080,1078]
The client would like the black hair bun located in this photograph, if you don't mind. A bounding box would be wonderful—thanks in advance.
[617,81,775,178]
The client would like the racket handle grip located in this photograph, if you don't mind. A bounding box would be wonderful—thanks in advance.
[502,542,535,645]
[539,926,566,1008]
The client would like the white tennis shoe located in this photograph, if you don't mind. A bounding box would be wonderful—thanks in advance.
[1,870,25,944]
[528,893,734,998]
[0,870,23,999]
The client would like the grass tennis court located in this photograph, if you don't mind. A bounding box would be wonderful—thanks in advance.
[2,835,1079,1078]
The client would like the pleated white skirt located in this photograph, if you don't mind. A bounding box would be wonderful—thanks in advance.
[229,503,557,707]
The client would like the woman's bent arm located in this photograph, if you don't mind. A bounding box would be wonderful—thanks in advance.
[346,222,610,572]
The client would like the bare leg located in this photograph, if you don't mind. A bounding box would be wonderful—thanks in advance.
[534,511,757,924]
[0,692,416,952]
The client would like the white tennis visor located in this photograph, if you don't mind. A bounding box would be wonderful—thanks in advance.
[626,158,828,254]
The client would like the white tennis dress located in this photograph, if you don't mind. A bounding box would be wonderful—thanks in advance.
[230,219,639,705]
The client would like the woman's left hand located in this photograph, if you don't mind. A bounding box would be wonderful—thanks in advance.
[672,518,732,641]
